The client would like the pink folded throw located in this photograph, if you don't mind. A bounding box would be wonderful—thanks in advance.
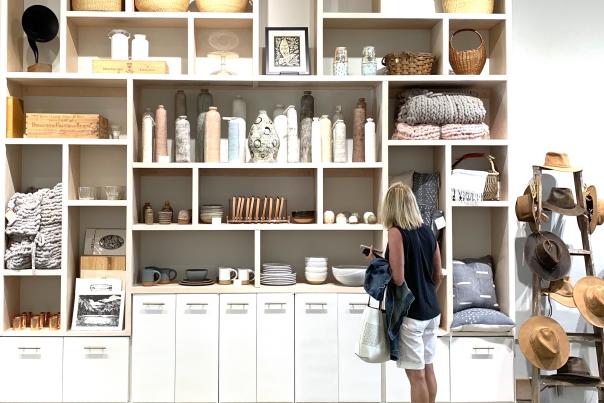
[392,122,440,140]
[440,123,489,140]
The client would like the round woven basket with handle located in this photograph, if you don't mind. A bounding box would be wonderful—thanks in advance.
[449,29,487,75]
[452,153,500,201]
[72,0,123,11]
[135,0,189,11]
[442,0,494,13]
[382,52,435,75]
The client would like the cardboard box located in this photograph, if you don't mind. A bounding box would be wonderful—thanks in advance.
[25,113,109,138]
[6,96,25,138]
[80,255,126,271]
[92,60,169,74]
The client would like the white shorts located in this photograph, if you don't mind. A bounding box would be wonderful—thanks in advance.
[397,315,440,370]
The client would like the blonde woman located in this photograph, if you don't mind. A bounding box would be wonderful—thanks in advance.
[372,182,443,403]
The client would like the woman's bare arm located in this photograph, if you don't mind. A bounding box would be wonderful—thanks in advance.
[388,228,405,286]
[432,243,443,290]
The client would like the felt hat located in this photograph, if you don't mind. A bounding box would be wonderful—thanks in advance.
[573,276,604,328]
[584,185,604,234]
[542,188,584,216]
[519,316,570,370]
[524,231,571,281]
[516,186,548,232]
[539,152,581,172]
[541,277,576,308]
[548,356,600,383]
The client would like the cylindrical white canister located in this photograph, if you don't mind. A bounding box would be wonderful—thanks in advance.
[108,29,130,60]
[320,115,332,163]
[142,108,154,163]
[333,119,347,163]
[364,118,376,163]
[131,34,149,59]
[286,105,299,163]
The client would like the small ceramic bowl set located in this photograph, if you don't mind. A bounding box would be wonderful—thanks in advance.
[12,312,60,331]
[305,257,328,284]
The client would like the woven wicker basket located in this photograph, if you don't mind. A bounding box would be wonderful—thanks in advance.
[452,153,500,201]
[442,0,494,13]
[135,0,189,11]
[449,29,487,75]
[382,52,435,75]
[72,0,123,11]
[195,0,249,12]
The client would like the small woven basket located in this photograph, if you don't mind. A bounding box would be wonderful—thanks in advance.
[135,0,189,11]
[382,52,435,75]
[195,0,250,12]
[452,153,500,201]
[442,0,494,13]
[449,29,487,75]
[72,0,123,11]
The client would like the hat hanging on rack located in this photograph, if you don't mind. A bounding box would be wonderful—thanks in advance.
[516,185,549,232]
[547,356,601,384]
[573,276,604,328]
[542,188,585,216]
[584,185,604,234]
[541,277,576,308]
[538,152,581,173]
[524,231,571,281]
[519,316,570,370]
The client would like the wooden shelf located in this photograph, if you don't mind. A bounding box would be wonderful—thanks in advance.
[1,328,130,337]
[133,162,383,169]
[3,269,63,277]
[67,200,128,207]
[322,13,442,29]
[66,11,189,27]
[132,223,384,231]
[4,138,128,146]
[1,329,64,337]
[131,282,365,294]
[451,201,510,208]
[388,139,509,147]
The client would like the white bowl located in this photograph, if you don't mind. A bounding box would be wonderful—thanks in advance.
[305,261,328,268]
[305,266,328,273]
[305,271,327,284]
[305,257,328,262]
[332,265,366,287]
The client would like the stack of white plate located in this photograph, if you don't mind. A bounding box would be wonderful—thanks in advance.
[305,257,328,284]
[200,205,224,224]
[261,263,296,286]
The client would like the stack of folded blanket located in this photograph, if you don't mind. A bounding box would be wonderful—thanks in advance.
[392,89,489,140]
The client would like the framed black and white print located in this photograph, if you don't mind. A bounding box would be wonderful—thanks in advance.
[71,291,124,331]
[265,27,310,75]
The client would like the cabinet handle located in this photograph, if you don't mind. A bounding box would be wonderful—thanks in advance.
[18,347,40,352]
[143,302,165,306]
[473,347,494,355]
[349,303,366,309]
[84,346,107,351]
[186,303,208,307]
[306,302,327,309]
[265,302,286,310]
[227,302,249,309]
[265,302,285,307]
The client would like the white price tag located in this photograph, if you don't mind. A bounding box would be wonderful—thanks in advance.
[5,209,16,225]
[212,217,222,225]
[434,216,446,230]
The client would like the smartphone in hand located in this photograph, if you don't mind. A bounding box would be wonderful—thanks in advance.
[360,244,383,259]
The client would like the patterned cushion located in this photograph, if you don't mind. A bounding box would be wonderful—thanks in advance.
[453,256,499,313]
[451,308,515,332]
[413,172,440,227]
[390,170,414,188]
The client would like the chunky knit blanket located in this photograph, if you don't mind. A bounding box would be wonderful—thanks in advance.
[35,183,62,269]
[441,123,489,140]
[392,122,440,140]
[392,122,489,140]
[396,89,486,125]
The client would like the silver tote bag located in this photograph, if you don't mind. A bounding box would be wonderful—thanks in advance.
[355,297,390,363]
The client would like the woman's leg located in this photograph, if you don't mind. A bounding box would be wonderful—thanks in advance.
[405,369,429,403]
[424,363,437,403]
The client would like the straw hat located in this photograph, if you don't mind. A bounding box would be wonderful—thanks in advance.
[584,185,604,234]
[573,276,604,328]
[516,186,548,232]
[524,231,571,281]
[541,277,576,308]
[519,316,569,370]
[538,152,581,172]
[542,188,584,216]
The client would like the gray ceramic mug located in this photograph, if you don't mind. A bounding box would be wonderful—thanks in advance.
[158,268,177,284]
[142,267,161,286]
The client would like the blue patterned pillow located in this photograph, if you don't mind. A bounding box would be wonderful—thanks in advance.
[451,308,515,332]
[453,256,499,312]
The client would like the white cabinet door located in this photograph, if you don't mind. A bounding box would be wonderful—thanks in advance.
[219,294,257,403]
[450,337,514,402]
[295,294,339,403]
[175,294,219,403]
[338,294,381,403]
[131,294,176,403]
[0,337,63,403]
[386,337,450,402]
[63,337,129,403]
[257,294,294,403]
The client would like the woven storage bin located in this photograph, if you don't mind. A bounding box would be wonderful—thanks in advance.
[452,153,500,201]
[382,52,435,75]
[135,0,189,11]
[195,0,249,12]
[449,29,487,75]
[72,0,123,10]
[442,0,494,13]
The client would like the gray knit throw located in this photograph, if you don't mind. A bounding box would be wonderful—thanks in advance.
[396,89,486,125]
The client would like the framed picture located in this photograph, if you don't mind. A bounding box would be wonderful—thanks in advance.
[84,228,126,256]
[71,290,124,331]
[265,27,310,75]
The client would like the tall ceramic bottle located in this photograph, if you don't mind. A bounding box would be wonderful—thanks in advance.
[175,116,191,163]
[364,117,376,163]
[175,90,187,119]
[300,90,314,119]
[204,106,221,162]
[274,114,288,163]
[196,89,213,162]
[333,119,347,163]
[272,104,285,120]
[299,90,314,162]
[333,105,343,124]
[311,117,321,163]
[155,105,169,163]
[235,117,246,163]
[232,95,246,121]
[248,110,279,163]
[352,97,366,162]
[285,105,299,163]
[320,115,332,162]
[142,108,154,163]
[226,117,240,163]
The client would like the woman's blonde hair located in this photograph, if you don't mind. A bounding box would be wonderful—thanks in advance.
[381,182,424,229]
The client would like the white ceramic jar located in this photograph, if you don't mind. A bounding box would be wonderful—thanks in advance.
[131,34,149,59]
[108,29,130,60]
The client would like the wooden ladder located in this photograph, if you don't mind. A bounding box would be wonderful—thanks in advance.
[530,166,604,402]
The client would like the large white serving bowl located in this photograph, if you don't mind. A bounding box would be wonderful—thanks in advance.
[332,265,366,287]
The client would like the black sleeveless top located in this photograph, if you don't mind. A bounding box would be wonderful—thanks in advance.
[386,225,440,321]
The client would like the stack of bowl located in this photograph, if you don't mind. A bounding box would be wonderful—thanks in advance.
[200,205,224,224]
[305,257,328,284]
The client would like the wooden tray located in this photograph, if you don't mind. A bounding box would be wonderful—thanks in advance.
[25,113,109,138]
[92,60,169,74]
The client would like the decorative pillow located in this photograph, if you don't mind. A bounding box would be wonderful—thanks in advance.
[389,170,414,188]
[451,308,515,332]
[413,172,440,227]
[453,256,499,313]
